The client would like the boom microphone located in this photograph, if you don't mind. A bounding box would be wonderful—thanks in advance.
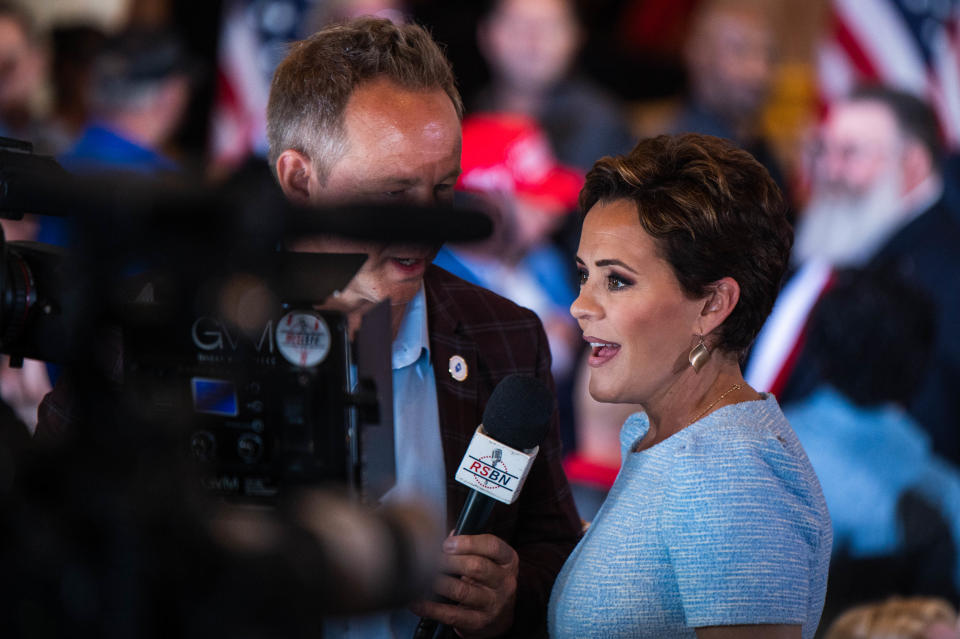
[412,374,554,639]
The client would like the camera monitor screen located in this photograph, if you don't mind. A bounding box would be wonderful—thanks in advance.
[191,377,239,417]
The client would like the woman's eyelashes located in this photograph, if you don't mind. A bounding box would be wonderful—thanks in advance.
[576,267,634,291]
[606,271,633,290]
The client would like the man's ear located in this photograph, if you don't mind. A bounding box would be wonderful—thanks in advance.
[275,149,315,205]
[698,277,740,338]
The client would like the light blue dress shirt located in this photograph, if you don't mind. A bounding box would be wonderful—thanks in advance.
[325,286,446,638]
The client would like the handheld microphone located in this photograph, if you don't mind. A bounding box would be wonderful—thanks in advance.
[412,374,554,639]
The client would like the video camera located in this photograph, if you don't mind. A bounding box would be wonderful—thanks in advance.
[0,136,491,504]
[120,268,388,503]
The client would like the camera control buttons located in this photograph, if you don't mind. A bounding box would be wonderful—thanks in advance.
[190,431,216,462]
[237,433,264,463]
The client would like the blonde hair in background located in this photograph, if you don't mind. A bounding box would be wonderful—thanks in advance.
[825,596,959,639]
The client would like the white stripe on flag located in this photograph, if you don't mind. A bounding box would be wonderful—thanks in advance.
[931,29,960,146]
[835,0,929,94]
[745,260,833,393]
[817,40,857,99]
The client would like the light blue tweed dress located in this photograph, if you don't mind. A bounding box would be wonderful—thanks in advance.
[549,394,832,639]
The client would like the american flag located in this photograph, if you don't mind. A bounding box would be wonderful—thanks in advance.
[208,0,408,172]
[209,0,317,172]
[818,0,960,148]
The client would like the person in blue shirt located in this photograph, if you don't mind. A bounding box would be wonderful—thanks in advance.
[785,268,960,619]
[40,27,193,248]
[58,27,191,176]
[434,113,582,382]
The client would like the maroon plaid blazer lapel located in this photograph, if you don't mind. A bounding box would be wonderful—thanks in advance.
[424,265,552,527]
[423,265,581,638]
[424,266,482,524]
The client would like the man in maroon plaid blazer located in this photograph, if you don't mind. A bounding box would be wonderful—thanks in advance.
[267,16,581,639]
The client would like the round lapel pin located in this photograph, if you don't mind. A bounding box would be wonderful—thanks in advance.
[448,355,468,382]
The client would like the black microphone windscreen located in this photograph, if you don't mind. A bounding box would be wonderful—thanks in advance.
[481,374,554,451]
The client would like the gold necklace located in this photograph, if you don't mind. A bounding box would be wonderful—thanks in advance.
[688,383,742,426]
[632,383,745,453]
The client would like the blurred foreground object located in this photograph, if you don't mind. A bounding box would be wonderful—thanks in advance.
[0,139,500,635]
[825,596,960,639]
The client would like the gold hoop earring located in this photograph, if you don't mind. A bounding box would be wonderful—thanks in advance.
[689,334,710,372]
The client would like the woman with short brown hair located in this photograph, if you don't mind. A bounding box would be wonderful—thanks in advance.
[549,134,832,638]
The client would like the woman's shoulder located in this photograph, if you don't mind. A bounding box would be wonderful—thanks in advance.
[681,394,794,448]
[663,396,831,545]
[619,396,799,465]
[671,395,814,482]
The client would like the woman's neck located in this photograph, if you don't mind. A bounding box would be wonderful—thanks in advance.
[636,355,758,451]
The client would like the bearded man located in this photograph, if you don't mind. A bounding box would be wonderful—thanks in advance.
[747,86,960,463]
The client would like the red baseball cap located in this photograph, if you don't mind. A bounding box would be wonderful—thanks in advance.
[457,113,584,213]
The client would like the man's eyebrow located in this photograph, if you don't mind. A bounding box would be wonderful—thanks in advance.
[370,168,461,188]
[373,177,419,187]
[373,166,460,182]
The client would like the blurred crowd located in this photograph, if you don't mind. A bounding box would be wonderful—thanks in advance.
[3,0,960,635]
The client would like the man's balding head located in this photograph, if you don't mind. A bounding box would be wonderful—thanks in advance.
[267,17,463,183]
